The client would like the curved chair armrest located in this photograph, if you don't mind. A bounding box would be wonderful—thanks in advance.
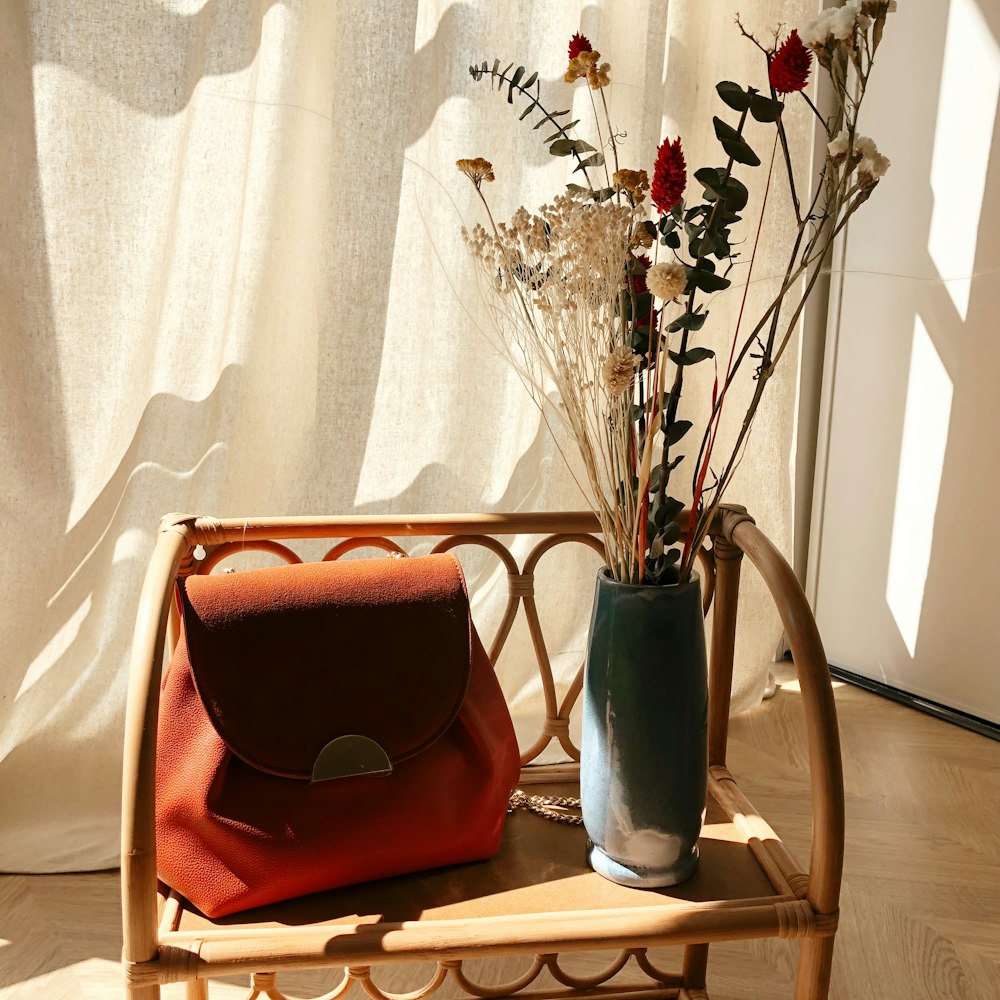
[120,517,192,967]
[723,510,845,917]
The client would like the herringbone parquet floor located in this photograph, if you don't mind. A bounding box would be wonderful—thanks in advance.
[2,667,999,999]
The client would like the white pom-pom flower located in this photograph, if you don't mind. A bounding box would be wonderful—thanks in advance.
[646,261,688,302]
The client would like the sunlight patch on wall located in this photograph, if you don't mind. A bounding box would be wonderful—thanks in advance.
[16,597,92,702]
[886,318,953,658]
[927,0,1000,321]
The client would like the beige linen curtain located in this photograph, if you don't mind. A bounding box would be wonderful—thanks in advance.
[0,0,818,873]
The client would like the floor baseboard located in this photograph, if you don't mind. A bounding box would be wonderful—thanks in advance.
[827,663,1000,742]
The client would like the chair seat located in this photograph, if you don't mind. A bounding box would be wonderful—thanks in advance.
[150,774,819,986]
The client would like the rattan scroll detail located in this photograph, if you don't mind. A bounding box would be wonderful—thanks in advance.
[199,540,303,574]
[429,535,521,666]
[444,957,546,998]
[324,537,409,560]
[515,533,606,763]
[233,951,686,1000]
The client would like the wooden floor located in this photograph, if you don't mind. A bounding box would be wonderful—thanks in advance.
[2,666,999,1000]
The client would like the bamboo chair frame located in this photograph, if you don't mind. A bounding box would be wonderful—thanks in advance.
[121,506,844,1000]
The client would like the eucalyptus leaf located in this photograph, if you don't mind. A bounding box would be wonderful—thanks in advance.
[652,501,668,527]
[722,177,749,212]
[662,520,681,545]
[694,166,724,196]
[713,116,761,167]
[716,81,752,112]
[667,311,708,333]
[507,66,526,104]
[664,496,685,522]
[714,208,742,227]
[574,152,605,172]
[544,121,580,141]
[690,267,731,293]
[669,347,716,365]
[534,109,571,130]
[665,419,693,445]
[750,93,783,122]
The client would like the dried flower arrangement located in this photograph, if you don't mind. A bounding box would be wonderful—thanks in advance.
[460,1,895,585]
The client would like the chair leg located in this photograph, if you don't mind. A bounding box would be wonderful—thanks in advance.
[682,943,709,990]
[126,986,160,1000]
[794,936,835,1000]
[185,980,209,999]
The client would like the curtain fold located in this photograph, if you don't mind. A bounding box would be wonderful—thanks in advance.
[0,0,818,873]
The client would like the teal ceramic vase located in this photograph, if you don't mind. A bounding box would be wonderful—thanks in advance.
[581,568,709,887]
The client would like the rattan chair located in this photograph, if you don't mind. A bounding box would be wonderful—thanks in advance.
[121,507,844,1000]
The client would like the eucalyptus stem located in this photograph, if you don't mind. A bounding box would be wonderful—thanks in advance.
[657,108,749,512]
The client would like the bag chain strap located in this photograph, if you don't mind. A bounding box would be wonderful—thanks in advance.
[508,788,583,825]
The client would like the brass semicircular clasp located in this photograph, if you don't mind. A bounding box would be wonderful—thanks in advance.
[311,735,393,782]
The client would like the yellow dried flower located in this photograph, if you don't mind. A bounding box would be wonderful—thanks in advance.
[601,345,638,397]
[456,157,496,189]
[565,50,610,89]
[614,169,649,204]
[631,224,654,249]
[588,60,611,90]
[564,52,590,83]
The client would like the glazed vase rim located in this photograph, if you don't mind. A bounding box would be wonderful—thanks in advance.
[596,566,701,590]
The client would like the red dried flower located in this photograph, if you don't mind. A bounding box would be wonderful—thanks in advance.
[635,305,659,343]
[651,137,686,214]
[629,254,651,297]
[568,33,593,60]
[769,30,812,95]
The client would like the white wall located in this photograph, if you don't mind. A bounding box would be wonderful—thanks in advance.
[810,0,1000,723]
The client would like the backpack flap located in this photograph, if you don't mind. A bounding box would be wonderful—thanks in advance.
[177,553,472,781]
